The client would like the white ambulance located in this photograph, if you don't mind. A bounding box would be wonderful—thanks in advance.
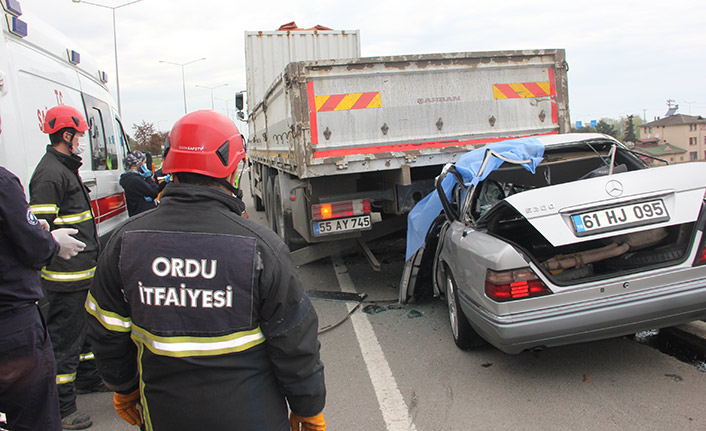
[0,0,130,241]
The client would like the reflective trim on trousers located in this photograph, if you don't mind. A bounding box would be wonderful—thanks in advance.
[79,352,95,361]
[56,372,76,385]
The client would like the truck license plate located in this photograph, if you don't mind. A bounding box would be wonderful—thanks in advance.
[571,199,669,236]
[313,215,371,236]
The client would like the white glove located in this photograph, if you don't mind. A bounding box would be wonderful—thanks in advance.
[51,228,86,260]
[39,219,50,231]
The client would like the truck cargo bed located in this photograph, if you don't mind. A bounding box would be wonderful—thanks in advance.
[248,49,569,179]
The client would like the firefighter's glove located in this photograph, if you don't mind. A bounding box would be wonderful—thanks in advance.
[113,390,142,426]
[51,228,86,260]
[290,412,326,431]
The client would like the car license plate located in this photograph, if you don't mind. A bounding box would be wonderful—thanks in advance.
[313,215,371,236]
[571,199,669,236]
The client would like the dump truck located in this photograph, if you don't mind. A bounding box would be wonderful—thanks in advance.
[240,28,570,264]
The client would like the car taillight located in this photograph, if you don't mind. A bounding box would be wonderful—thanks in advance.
[485,268,552,302]
[695,241,706,266]
[312,199,371,221]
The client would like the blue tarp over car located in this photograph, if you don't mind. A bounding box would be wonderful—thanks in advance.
[405,137,545,261]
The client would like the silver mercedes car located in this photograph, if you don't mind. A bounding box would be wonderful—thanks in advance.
[401,133,706,354]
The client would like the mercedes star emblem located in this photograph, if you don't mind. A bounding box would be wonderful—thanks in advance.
[605,180,623,197]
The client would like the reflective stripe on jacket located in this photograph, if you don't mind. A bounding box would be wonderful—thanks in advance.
[29,146,99,292]
[86,184,325,431]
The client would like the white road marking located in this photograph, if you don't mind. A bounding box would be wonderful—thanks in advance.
[332,254,417,431]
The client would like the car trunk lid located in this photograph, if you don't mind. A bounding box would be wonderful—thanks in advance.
[503,162,706,247]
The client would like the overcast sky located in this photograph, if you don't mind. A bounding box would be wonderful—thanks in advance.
[22,0,706,136]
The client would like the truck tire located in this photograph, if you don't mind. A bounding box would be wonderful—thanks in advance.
[265,177,276,231]
[254,195,265,212]
[249,170,264,211]
[273,178,304,250]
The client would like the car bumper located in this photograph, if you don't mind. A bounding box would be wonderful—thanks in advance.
[461,278,706,354]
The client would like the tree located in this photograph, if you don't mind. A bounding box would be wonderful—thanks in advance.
[624,115,637,143]
[573,115,643,141]
[131,121,167,157]
[573,125,595,133]
[595,120,618,138]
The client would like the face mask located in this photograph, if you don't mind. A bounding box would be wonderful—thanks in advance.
[72,141,86,156]
[71,136,88,156]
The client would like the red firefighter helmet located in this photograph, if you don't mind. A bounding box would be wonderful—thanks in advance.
[162,110,245,179]
[42,105,89,134]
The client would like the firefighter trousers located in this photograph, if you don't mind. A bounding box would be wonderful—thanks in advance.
[0,304,62,431]
[42,289,102,417]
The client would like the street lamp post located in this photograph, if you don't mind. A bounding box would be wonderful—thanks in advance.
[195,84,228,110]
[72,0,143,117]
[159,58,206,113]
[215,97,234,120]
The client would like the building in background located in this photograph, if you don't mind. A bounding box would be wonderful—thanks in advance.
[639,111,706,164]
[634,139,687,165]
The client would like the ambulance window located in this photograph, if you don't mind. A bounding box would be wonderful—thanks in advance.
[114,118,131,159]
[88,108,115,170]
[82,94,118,171]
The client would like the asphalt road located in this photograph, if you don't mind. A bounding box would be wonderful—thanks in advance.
[75,174,706,430]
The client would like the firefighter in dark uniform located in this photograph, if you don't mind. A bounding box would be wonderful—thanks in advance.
[29,105,105,430]
[0,114,87,430]
[86,110,326,431]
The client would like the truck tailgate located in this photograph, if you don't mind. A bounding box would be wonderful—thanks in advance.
[305,51,567,160]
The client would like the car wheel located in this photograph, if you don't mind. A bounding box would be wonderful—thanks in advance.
[445,271,485,350]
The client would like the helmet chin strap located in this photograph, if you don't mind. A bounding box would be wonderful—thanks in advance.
[62,130,76,151]
[216,178,242,199]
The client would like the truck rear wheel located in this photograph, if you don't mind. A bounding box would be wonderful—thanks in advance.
[249,170,265,211]
[254,195,265,211]
[271,177,304,250]
[265,177,278,233]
